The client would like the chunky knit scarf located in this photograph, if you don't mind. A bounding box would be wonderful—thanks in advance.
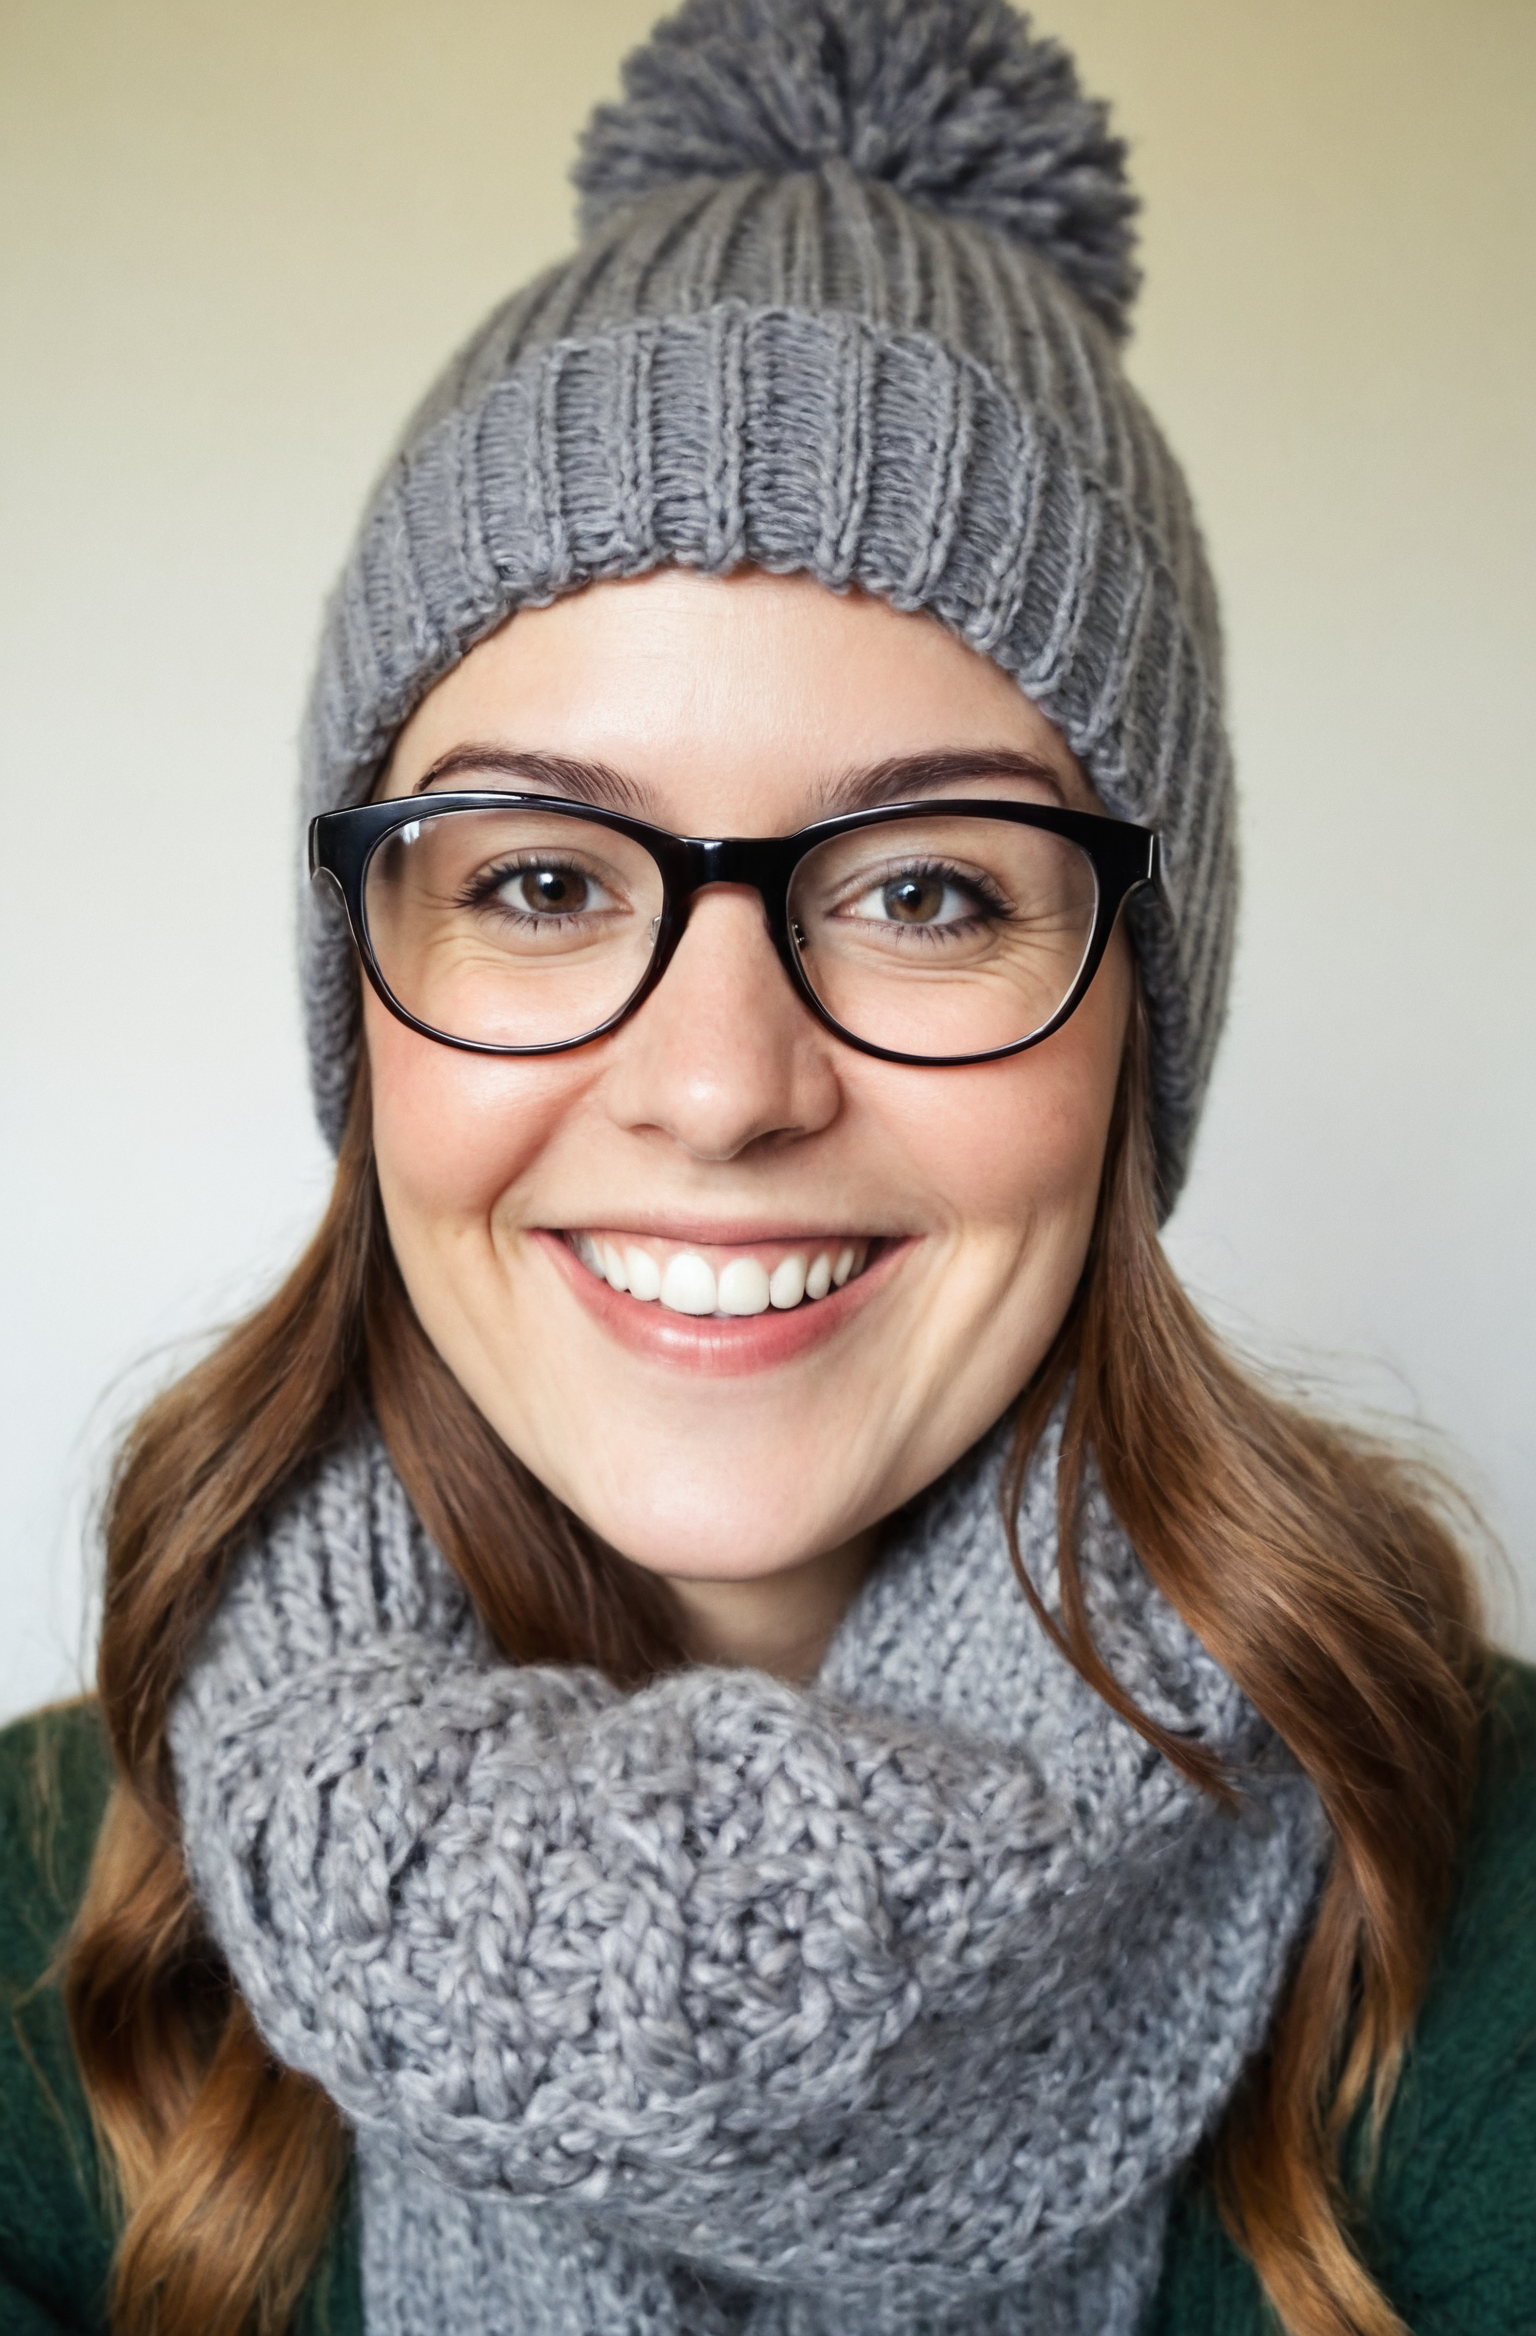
[171,1414,1326,2336]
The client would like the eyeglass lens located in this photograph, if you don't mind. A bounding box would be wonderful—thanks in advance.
[788,814,1097,1057]
[362,805,1100,1058]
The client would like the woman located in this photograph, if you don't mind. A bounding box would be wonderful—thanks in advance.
[2,3,1531,2333]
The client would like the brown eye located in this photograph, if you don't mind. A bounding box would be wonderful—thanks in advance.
[842,866,986,929]
[499,865,593,914]
[882,875,947,924]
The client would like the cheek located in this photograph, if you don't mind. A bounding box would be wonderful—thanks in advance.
[871,949,1128,1258]
[365,994,572,1233]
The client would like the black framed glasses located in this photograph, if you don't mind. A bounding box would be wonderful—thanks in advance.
[309,793,1161,1068]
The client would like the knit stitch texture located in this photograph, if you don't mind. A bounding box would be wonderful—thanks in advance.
[299,0,1236,1207]
[172,1415,1324,2336]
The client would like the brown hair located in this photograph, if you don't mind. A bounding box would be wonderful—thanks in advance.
[65,1001,1485,2336]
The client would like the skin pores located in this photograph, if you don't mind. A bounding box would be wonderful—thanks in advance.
[366,568,1132,1675]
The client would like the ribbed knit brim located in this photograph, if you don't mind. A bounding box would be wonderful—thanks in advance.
[301,160,1235,1206]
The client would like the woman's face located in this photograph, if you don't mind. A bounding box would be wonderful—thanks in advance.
[368,570,1131,1658]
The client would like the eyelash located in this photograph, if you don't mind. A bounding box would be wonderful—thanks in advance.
[461,856,588,901]
[850,860,1014,921]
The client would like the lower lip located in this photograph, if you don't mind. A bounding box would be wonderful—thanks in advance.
[534,1230,905,1376]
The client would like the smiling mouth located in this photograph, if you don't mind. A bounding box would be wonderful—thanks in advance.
[565,1231,876,1317]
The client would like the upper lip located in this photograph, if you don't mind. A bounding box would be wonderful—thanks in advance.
[550,1219,901,1244]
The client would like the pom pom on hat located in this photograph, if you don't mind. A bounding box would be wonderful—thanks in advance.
[575,0,1140,336]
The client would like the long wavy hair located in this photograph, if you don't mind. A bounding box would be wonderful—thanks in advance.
[64,992,1486,2336]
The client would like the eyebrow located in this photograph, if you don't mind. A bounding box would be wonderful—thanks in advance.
[406,743,1068,823]
[411,747,656,815]
[819,750,1068,814]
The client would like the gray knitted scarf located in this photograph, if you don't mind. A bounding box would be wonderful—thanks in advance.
[171,1413,1325,2336]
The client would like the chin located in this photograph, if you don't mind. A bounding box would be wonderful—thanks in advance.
[567,1476,854,1588]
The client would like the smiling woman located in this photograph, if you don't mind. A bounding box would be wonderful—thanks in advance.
[357,576,1138,1642]
[3,5,1532,2336]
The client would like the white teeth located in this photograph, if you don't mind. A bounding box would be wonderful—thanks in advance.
[768,1252,807,1309]
[660,1251,718,1316]
[717,1258,771,1316]
[573,1235,870,1312]
[623,1245,662,1302]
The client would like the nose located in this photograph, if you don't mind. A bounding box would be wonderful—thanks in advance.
[600,886,842,1161]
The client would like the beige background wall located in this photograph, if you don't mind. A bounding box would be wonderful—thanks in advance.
[3,0,1533,1721]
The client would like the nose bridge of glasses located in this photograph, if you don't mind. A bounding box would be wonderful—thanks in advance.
[674,834,797,898]
[665,836,802,981]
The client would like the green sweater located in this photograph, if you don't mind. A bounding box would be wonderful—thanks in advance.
[3,1672,1533,2335]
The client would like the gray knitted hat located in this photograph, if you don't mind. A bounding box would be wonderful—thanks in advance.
[301,0,1236,1204]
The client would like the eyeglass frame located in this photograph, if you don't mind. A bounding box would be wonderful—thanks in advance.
[309,791,1162,1070]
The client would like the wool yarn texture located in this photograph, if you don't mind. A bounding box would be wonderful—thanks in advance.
[172,1412,1326,2335]
[299,0,1237,1207]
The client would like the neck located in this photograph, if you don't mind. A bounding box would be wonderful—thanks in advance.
[664,1529,879,1681]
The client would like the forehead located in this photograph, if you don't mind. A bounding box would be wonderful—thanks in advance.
[381,567,1094,826]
